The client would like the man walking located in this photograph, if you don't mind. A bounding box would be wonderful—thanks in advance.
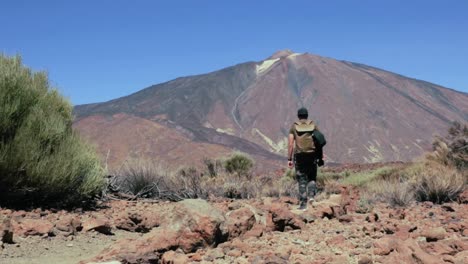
[288,107,325,210]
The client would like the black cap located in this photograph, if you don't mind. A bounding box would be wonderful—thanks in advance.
[297,107,308,116]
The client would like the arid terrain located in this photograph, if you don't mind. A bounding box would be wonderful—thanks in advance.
[1,186,467,264]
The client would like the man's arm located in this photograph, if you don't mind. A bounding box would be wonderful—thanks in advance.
[288,134,294,168]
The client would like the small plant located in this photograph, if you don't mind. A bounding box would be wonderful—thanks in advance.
[114,159,166,198]
[322,179,342,195]
[414,164,465,204]
[355,194,374,214]
[278,176,298,197]
[283,168,296,180]
[427,121,467,171]
[203,158,223,178]
[222,178,256,199]
[373,180,414,207]
[174,166,206,199]
[224,151,254,179]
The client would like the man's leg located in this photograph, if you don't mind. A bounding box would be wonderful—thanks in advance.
[296,169,308,209]
[306,163,318,201]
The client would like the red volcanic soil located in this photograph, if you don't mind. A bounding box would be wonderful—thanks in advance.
[2,188,467,263]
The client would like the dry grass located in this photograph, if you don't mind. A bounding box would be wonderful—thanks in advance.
[413,163,465,204]
[368,180,414,207]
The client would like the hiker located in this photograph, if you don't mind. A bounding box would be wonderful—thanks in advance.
[288,107,326,210]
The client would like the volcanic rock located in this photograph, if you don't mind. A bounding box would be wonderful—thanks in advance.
[422,227,447,242]
[226,207,256,239]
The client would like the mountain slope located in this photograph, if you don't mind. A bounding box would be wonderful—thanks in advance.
[74,50,468,168]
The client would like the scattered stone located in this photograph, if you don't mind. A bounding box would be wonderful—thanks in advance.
[226,207,256,239]
[15,219,54,237]
[365,212,379,223]
[337,215,354,223]
[161,250,189,264]
[243,223,264,238]
[358,255,372,264]
[454,250,468,264]
[269,203,304,231]
[82,217,113,235]
[373,237,398,255]
[422,227,447,242]
[55,216,82,234]
[461,228,468,237]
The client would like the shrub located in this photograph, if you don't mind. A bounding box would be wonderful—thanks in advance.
[114,160,213,201]
[322,179,342,195]
[369,180,414,207]
[174,166,207,199]
[222,178,257,199]
[224,151,254,179]
[341,166,397,187]
[316,169,348,187]
[428,121,467,171]
[0,54,104,205]
[355,193,374,214]
[114,159,166,198]
[203,158,223,178]
[414,164,465,204]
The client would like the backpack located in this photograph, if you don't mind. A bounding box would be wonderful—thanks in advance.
[293,120,316,153]
[293,120,327,154]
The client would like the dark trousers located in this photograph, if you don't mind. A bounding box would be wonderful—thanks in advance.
[294,153,318,204]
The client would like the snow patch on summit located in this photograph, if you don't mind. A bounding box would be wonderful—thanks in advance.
[256,58,280,75]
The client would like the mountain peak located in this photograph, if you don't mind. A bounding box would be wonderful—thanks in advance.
[268,49,295,59]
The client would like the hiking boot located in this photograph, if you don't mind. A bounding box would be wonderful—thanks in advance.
[298,202,307,210]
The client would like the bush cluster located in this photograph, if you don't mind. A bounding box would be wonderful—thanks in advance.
[317,123,466,206]
[112,152,297,201]
[0,55,105,206]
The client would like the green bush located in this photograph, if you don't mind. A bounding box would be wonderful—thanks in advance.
[0,54,104,205]
[224,151,254,179]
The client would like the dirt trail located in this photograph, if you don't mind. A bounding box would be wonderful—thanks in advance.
[1,230,140,264]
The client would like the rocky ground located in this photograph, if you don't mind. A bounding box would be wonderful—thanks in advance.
[1,187,467,264]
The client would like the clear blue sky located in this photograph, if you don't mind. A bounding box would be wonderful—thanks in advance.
[2,0,467,105]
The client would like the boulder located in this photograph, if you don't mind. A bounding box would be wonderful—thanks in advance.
[373,237,399,255]
[269,203,304,231]
[84,199,228,264]
[380,238,442,264]
[15,219,54,237]
[226,207,256,239]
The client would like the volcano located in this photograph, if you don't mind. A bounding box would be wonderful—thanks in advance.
[74,50,468,169]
